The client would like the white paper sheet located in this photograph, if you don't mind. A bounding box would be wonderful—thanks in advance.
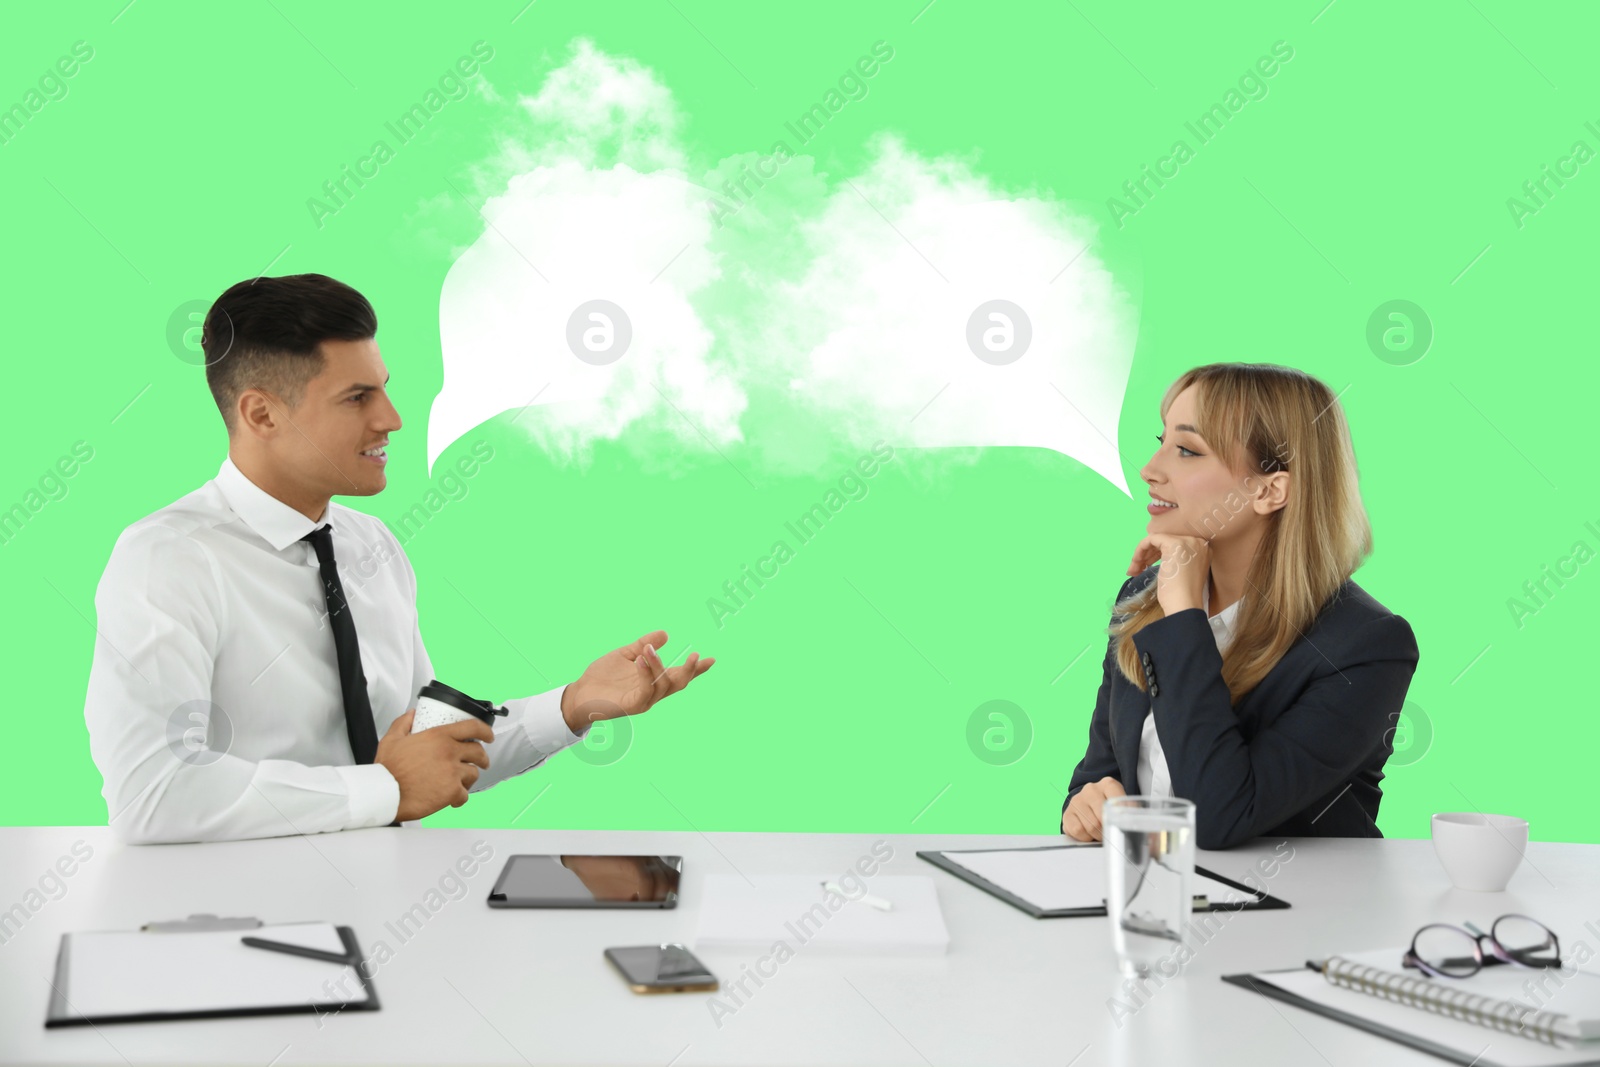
[54,921,367,1022]
[939,846,1255,912]
[694,875,950,956]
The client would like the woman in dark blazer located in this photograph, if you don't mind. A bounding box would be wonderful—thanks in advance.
[1061,363,1419,850]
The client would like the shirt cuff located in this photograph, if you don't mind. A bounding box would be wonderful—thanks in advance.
[522,683,584,753]
[337,763,400,828]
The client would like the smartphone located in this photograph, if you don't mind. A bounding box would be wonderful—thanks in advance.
[604,943,719,994]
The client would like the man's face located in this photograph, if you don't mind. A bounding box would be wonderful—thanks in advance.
[260,337,401,502]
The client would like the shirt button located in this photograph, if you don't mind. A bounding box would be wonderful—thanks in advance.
[1150,684,1160,697]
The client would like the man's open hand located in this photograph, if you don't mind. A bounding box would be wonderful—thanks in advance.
[560,630,715,735]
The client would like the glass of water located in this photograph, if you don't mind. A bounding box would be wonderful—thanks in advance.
[1104,796,1196,978]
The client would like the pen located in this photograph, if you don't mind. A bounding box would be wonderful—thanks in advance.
[821,881,895,911]
[240,936,356,965]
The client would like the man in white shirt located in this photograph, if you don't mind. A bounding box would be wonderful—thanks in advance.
[85,273,714,845]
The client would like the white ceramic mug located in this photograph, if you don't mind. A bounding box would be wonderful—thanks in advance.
[1430,812,1528,892]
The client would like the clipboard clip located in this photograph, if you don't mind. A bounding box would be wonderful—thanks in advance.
[141,913,264,933]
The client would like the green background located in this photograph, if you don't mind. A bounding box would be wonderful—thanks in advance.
[3,1,1593,842]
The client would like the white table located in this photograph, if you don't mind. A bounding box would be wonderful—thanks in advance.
[0,827,1593,1066]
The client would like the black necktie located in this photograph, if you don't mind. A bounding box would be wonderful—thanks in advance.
[300,524,380,765]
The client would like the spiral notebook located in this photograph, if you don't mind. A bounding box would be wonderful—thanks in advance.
[1226,947,1600,1067]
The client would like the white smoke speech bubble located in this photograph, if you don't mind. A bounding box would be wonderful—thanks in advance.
[745,135,1136,496]
[425,41,1138,497]
[426,160,743,473]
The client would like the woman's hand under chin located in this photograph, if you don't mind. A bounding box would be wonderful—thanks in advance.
[1129,533,1210,615]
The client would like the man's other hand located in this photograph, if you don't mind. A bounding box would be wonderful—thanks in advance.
[376,709,493,822]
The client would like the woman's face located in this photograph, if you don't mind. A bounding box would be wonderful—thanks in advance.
[1139,385,1269,544]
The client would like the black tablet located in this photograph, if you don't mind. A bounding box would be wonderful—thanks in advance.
[486,854,683,909]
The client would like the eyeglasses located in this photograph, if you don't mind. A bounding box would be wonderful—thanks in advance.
[1402,914,1561,979]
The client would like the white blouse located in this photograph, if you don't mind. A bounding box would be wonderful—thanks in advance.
[1135,583,1244,799]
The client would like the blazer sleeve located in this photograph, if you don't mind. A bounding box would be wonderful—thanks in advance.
[1061,575,1141,825]
[1136,607,1419,850]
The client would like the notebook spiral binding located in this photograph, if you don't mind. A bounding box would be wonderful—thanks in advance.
[1324,955,1567,1046]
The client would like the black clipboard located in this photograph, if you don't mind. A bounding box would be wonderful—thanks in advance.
[45,915,380,1028]
[1221,969,1600,1067]
[916,843,1290,918]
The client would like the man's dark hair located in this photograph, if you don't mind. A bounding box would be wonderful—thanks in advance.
[202,273,378,433]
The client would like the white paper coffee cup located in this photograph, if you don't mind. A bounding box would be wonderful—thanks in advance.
[410,680,508,733]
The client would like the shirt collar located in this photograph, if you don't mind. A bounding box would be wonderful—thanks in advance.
[215,456,330,552]
[1203,582,1244,626]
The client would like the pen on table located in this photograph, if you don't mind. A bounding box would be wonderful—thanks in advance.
[821,881,894,911]
[240,936,356,965]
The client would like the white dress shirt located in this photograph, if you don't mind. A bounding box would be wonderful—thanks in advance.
[85,456,581,844]
[1135,583,1243,799]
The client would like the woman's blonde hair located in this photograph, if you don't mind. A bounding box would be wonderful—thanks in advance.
[1110,363,1373,703]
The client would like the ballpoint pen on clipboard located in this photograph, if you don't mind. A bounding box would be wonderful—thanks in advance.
[139,914,358,964]
[240,936,358,965]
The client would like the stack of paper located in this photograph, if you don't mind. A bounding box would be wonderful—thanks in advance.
[694,875,949,956]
